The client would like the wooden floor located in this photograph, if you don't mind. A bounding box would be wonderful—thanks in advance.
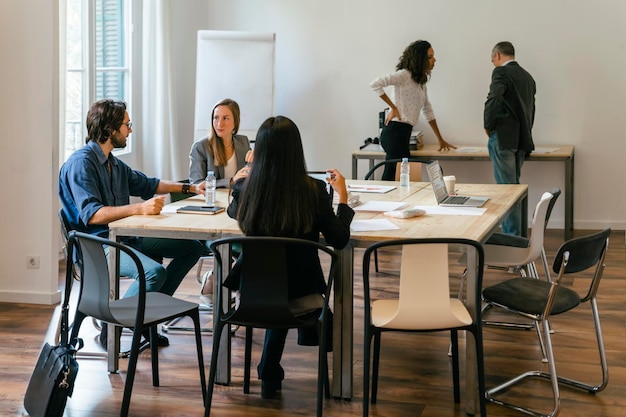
[1,229,624,417]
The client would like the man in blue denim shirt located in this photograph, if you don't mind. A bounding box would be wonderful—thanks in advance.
[59,99,205,349]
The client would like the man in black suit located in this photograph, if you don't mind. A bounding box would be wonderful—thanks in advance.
[484,41,536,235]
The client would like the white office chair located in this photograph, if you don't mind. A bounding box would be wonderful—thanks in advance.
[362,238,487,417]
[480,191,556,362]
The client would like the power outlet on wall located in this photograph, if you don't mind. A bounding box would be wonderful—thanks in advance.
[26,255,40,269]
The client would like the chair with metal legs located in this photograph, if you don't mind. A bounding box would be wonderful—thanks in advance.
[483,228,611,417]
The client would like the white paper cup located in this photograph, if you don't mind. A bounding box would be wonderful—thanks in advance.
[443,175,456,195]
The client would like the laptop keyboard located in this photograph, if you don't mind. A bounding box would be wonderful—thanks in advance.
[443,195,470,204]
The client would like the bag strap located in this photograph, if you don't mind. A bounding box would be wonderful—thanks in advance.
[61,237,83,352]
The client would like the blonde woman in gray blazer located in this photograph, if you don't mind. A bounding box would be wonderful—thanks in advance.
[189,98,253,188]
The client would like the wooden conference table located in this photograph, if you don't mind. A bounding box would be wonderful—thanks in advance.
[107,181,527,414]
[352,144,574,239]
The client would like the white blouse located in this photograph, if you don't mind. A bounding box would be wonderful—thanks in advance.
[224,153,237,180]
[370,69,435,127]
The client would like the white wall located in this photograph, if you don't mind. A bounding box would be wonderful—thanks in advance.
[0,0,60,304]
[204,0,626,230]
[0,0,623,305]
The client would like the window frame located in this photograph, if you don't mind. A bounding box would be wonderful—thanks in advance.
[62,0,139,163]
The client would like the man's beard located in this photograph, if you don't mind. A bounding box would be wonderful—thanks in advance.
[110,135,127,149]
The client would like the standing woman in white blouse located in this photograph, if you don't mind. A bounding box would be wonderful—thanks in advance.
[189,98,253,187]
[370,40,456,180]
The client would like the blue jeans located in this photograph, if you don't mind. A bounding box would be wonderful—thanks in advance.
[118,237,203,297]
[488,132,526,236]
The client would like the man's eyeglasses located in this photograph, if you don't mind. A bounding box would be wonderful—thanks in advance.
[124,122,133,129]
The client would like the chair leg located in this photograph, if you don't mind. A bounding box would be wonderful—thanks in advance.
[317,317,331,417]
[189,310,207,403]
[205,320,227,417]
[374,249,380,273]
[555,297,609,393]
[243,326,253,394]
[150,325,160,387]
[120,325,145,417]
[534,321,549,363]
[362,327,374,417]
[471,326,487,417]
[450,330,460,403]
[371,332,381,404]
[486,318,560,417]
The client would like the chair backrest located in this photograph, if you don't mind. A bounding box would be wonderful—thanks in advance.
[68,231,147,325]
[521,191,555,264]
[59,209,83,281]
[363,238,484,330]
[209,236,338,328]
[58,209,72,245]
[543,187,561,231]
[363,158,432,181]
[552,228,610,302]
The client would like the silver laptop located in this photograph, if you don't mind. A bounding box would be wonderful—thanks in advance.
[426,161,489,207]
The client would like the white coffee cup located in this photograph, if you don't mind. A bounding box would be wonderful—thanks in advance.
[443,175,456,195]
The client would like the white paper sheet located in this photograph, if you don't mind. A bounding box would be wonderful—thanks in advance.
[353,201,408,212]
[160,205,179,214]
[412,205,486,216]
[347,184,396,194]
[350,219,400,232]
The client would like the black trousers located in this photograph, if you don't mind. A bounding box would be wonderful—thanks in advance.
[379,121,412,180]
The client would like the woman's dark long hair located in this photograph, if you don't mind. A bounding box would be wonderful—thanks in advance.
[396,40,432,85]
[237,116,317,236]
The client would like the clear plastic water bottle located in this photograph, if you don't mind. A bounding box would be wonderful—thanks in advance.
[399,158,410,187]
[205,171,217,206]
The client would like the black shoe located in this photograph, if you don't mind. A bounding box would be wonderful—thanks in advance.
[141,330,170,347]
[261,380,282,399]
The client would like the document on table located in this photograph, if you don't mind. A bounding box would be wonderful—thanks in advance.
[350,219,400,232]
[347,184,396,194]
[533,147,560,154]
[455,146,488,153]
[413,205,486,216]
[353,201,408,212]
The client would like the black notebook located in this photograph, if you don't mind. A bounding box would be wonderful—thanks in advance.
[176,205,225,215]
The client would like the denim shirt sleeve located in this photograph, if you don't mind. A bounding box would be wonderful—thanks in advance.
[59,142,158,236]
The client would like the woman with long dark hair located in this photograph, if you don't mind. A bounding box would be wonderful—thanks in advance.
[370,40,456,180]
[227,116,354,399]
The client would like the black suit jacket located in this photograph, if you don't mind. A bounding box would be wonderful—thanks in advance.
[225,178,354,299]
[484,61,536,153]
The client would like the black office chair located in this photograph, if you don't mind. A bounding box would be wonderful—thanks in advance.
[483,228,611,417]
[66,231,207,417]
[204,236,338,417]
[362,238,487,417]
[57,209,136,358]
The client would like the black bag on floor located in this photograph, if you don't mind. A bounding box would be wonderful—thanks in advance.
[24,252,81,417]
[24,342,79,417]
